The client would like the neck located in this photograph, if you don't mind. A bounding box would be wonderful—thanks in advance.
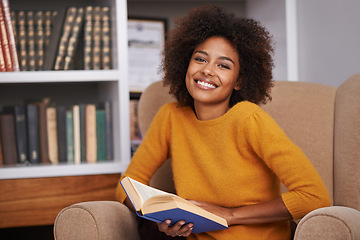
[194,102,230,121]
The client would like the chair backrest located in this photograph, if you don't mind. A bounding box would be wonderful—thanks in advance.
[262,81,336,202]
[333,74,360,210]
[138,80,337,201]
[137,81,177,193]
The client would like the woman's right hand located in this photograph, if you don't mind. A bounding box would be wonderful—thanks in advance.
[156,219,193,237]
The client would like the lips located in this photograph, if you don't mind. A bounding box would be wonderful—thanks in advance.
[195,79,217,89]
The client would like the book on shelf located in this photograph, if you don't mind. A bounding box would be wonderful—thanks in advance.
[53,7,77,70]
[0,114,18,165]
[26,11,36,71]
[121,177,229,234]
[46,106,58,164]
[28,99,50,164]
[0,126,3,165]
[83,6,92,70]
[96,108,106,161]
[66,108,74,163]
[26,104,40,164]
[101,6,111,69]
[72,104,81,164]
[92,6,101,70]
[42,8,65,71]
[2,105,29,164]
[85,104,97,163]
[17,10,27,71]
[1,0,19,71]
[0,0,13,71]
[63,7,84,70]
[56,105,67,163]
[35,11,45,71]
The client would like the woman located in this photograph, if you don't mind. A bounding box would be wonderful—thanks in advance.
[117,5,330,240]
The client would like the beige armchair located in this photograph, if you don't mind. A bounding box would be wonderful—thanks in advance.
[54,74,360,240]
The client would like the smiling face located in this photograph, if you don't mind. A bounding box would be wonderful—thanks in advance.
[185,36,240,115]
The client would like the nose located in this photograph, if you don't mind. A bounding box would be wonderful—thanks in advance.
[202,63,215,76]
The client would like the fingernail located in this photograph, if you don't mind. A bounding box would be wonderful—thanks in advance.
[165,220,171,224]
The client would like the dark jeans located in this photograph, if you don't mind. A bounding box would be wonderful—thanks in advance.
[137,217,186,240]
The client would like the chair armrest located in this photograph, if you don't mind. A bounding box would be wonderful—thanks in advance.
[294,206,360,240]
[54,201,140,240]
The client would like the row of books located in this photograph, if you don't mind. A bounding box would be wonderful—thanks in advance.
[129,99,142,156]
[0,0,19,72]
[1,4,112,72]
[0,100,114,166]
[12,10,58,71]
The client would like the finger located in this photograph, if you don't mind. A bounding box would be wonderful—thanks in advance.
[169,220,186,237]
[177,223,194,237]
[157,219,171,232]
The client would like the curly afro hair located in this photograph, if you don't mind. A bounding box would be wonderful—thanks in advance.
[162,5,274,107]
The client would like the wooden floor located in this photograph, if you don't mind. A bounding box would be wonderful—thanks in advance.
[0,173,120,229]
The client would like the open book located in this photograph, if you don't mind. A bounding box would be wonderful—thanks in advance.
[120,176,229,234]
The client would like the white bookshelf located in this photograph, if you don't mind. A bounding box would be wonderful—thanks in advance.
[0,0,131,179]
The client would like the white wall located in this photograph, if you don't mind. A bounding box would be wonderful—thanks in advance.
[246,0,288,81]
[297,0,360,86]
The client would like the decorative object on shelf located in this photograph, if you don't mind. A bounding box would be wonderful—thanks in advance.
[128,17,166,92]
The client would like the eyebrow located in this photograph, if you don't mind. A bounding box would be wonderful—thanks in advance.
[194,50,235,65]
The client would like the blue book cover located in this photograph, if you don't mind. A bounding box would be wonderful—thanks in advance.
[120,177,228,234]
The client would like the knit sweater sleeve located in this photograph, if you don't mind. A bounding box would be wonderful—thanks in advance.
[116,103,173,203]
[244,110,330,220]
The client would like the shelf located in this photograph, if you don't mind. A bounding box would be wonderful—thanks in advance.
[0,161,128,179]
[0,70,120,83]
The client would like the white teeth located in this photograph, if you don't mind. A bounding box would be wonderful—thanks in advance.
[197,81,216,89]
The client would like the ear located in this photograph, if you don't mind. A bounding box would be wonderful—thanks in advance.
[234,78,241,90]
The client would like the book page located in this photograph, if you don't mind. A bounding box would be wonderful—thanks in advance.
[129,178,171,203]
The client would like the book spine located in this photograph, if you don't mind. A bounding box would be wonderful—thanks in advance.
[79,104,86,163]
[96,109,106,161]
[83,6,93,70]
[3,105,29,164]
[46,106,58,164]
[26,104,40,164]
[66,109,74,163]
[0,1,13,71]
[0,124,3,165]
[10,11,19,62]
[85,104,97,163]
[72,105,81,164]
[17,11,27,71]
[1,0,19,71]
[104,102,113,160]
[56,105,67,163]
[92,6,101,70]
[101,6,111,69]
[26,11,36,71]
[0,33,5,71]
[35,100,50,164]
[44,11,51,50]
[0,114,18,165]
[63,7,84,70]
[35,11,45,71]
[54,7,77,70]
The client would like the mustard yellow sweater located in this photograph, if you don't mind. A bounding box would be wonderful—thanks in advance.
[117,101,330,240]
